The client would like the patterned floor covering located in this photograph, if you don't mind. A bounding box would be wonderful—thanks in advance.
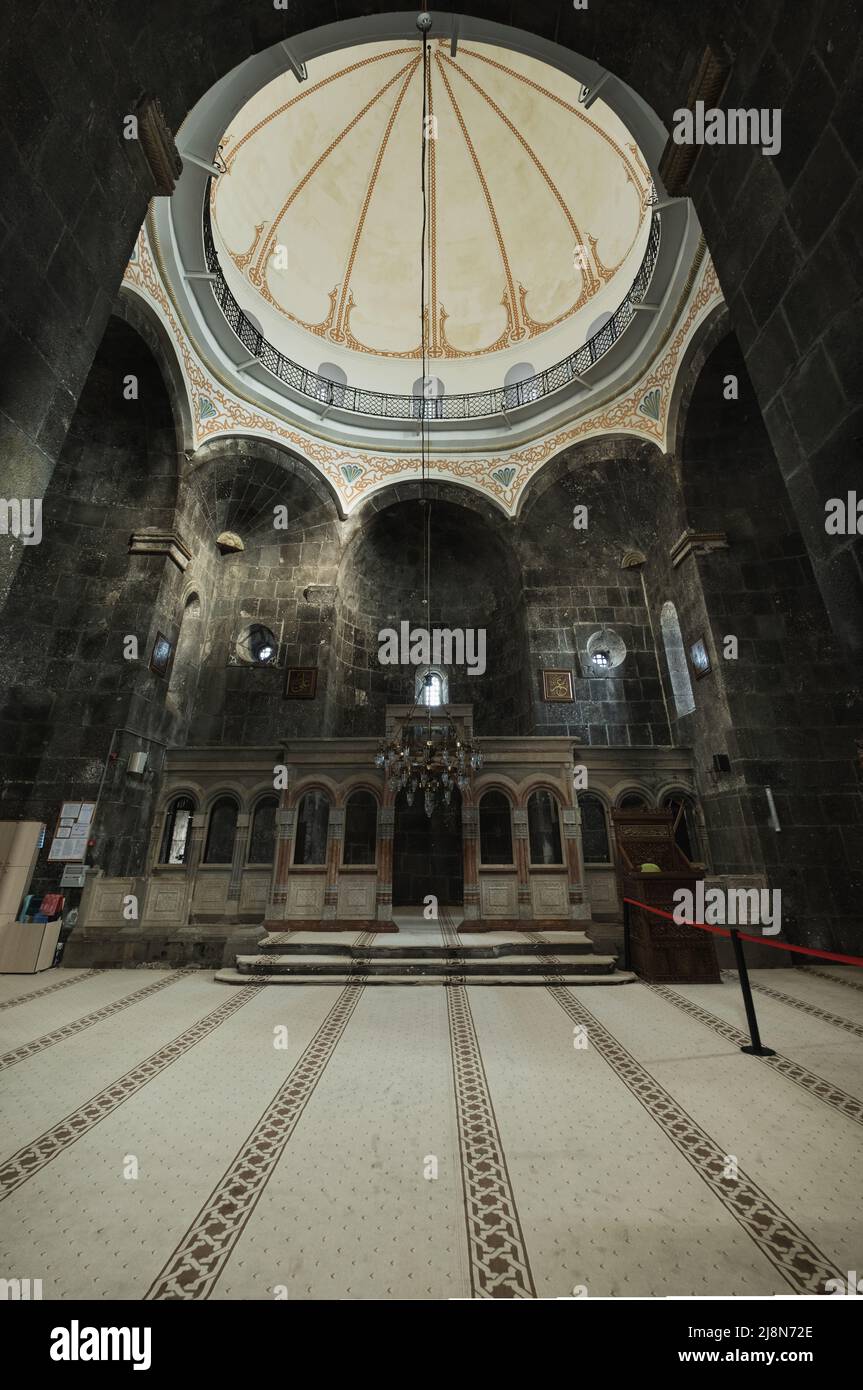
[0,957,860,1300]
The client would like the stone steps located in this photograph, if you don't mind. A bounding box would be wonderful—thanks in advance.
[214,967,636,987]
[232,951,619,977]
[254,934,598,959]
[215,925,635,987]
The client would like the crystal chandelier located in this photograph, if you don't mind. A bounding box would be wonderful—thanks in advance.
[375,706,483,819]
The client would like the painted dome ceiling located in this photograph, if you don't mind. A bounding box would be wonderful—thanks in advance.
[210,38,654,393]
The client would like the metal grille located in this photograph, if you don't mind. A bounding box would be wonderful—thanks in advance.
[201,184,661,422]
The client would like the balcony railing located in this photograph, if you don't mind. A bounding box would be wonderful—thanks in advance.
[202,183,660,422]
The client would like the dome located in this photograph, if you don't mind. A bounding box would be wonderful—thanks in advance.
[209,38,653,395]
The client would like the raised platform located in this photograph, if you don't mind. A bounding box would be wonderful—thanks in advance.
[214,911,636,986]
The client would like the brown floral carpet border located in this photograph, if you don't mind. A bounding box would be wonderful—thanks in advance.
[0,969,196,1072]
[542,976,842,1294]
[0,984,262,1202]
[722,970,863,1040]
[646,981,863,1128]
[145,978,367,1300]
[0,969,105,1013]
[800,967,863,995]
[445,980,536,1298]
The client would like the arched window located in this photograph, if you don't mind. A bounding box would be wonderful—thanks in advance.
[344,791,378,865]
[412,375,444,420]
[660,601,695,717]
[663,793,698,862]
[504,362,539,407]
[159,796,195,864]
[479,790,513,864]
[578,793,610,864]
[317,362,347,407]
[248,796,278,863]
[618,792,648,810]
[294,791,330,865]
[527,790,563,865]
[416,667,447,706]
[203,797,238,864]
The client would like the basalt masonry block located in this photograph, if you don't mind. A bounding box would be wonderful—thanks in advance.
[659,335,861,952]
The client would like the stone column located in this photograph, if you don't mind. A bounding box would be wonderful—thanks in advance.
[376,804,395,925]
[146,812,164,869]
[182,813,206,926]
[513,809,532,922]
[267,806,295,925]
[323,809,344,921]
[562,803,590,921]
[461,802,479,922]
[186,814,206,877]
[226,813,250,903]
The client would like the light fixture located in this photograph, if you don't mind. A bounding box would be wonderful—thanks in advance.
[375,714,483,819]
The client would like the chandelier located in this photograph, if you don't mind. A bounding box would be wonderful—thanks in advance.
[375,701,483,819]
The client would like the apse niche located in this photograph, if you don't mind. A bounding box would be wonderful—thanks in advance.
[330,499,531,736]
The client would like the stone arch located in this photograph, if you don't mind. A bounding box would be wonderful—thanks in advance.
[189,436,343,527]
[513,434,665,523]
[115,286,195,453]
[330,492,531,736]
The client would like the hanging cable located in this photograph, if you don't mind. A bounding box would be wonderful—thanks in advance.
[419,24,431,629]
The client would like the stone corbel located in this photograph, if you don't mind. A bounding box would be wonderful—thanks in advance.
[670,529,729,568]
[512,810,528,838]
[129,528,193,571]
[136,95,183,196]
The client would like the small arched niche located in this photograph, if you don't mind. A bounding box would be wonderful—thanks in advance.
[504,362,539,407]
[412,376,445,419]
[317,362,347,406]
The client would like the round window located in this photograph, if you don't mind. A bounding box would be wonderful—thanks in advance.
[237,623,277,665]
[586,628,627,671]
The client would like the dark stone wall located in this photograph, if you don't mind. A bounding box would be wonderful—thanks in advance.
[0,319,185,888]
[516,446,674,745]
[1,1,859,659]
[181,443,342,745]
[669,334,861,950]
[330,497,532,736]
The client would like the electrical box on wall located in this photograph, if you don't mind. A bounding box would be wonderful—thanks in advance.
[128,751,149,776]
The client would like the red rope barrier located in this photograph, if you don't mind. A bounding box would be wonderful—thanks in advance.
[622,897,863,969]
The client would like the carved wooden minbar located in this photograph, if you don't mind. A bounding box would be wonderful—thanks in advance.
[611,809,720,983]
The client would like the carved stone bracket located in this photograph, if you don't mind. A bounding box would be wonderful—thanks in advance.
[129,528,192,571]
[670,529,729,568]
[136,95,182,196]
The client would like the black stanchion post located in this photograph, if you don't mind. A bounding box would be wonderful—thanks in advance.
[623,899,632,973]
[730,927,775,1056]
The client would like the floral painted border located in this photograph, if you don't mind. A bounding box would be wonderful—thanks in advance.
[122,227,722,517]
